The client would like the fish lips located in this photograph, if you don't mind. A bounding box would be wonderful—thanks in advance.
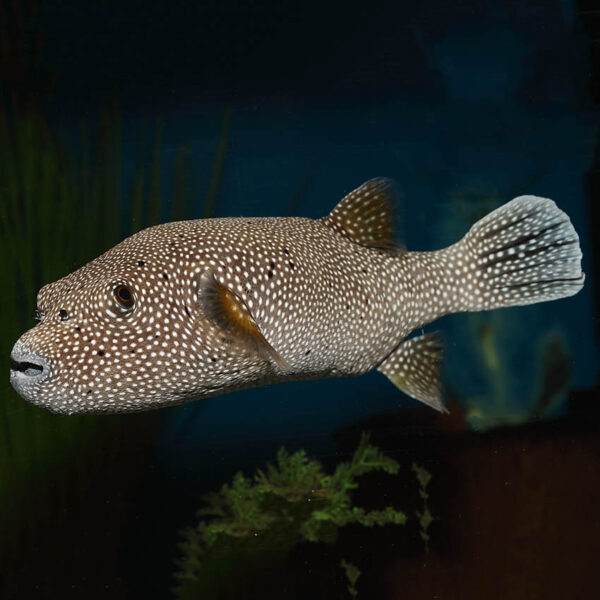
[9,341,53,403]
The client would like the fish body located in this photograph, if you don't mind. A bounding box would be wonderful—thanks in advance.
[10,179,584,414]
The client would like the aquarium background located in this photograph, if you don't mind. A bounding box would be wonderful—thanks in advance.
[1,1,599,598]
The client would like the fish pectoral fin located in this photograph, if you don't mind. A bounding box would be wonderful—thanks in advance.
[197,271,289,370]
[376,332,447,413]
[320,177,404,251]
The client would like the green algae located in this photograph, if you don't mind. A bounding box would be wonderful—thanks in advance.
[174,433,406,600]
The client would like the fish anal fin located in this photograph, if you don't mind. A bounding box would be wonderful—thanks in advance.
[321,178,403,251]
[197,272,289,370]
[377,332,447,413]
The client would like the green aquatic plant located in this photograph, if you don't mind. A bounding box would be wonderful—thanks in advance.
[529,331,572,420]
[0,108,128,565]
[174,433,406,600]
[412,462,434,552]
[340,559,361,598]
[0,104,229,583]
[461,298,573,430]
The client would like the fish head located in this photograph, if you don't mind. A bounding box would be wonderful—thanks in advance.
[9,226,272,414]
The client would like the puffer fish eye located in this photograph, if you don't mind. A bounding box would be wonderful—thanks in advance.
[113,284,135,311]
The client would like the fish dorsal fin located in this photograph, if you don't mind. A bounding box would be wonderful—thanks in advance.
[321,178,403,251]
[197,271,289,370]
[377,332,447,413]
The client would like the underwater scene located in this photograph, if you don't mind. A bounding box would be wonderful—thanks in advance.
[1,1,599,598]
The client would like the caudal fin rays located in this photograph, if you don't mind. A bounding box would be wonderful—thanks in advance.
[459,195,585,311]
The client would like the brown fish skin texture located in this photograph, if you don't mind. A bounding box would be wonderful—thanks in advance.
[9,178,584,415]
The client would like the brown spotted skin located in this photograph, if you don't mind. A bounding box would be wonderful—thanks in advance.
[10,179,584,414]
[11,217,408,414]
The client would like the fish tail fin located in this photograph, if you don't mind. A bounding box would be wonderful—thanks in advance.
[451,195,584,312]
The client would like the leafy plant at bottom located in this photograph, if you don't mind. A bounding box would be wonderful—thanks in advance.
[174,433,406,599]
[412,462,434,552]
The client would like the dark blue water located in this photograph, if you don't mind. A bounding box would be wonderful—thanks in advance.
[3,1,599,598]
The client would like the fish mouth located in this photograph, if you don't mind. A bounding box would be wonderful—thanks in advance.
[10,357,45,377]
[9,343,52,391]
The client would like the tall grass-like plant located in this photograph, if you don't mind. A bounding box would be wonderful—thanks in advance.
[0,109,126,558]
[0,104,229,580]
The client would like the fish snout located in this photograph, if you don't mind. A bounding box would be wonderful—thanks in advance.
[9,341,52,394]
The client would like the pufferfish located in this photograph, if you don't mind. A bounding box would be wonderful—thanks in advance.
[10,178,584,415]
